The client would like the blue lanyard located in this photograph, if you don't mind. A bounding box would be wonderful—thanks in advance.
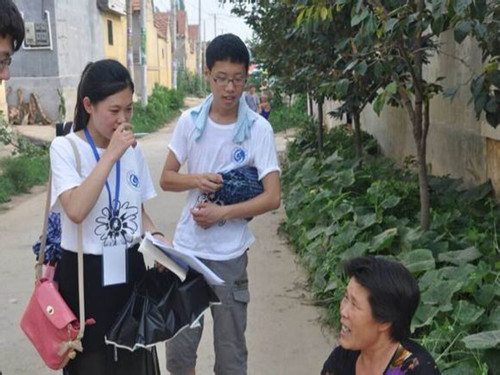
[83,128,121,218]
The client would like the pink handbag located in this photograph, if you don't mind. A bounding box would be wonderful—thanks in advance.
[20,137,93,369]
[20,266,85,369]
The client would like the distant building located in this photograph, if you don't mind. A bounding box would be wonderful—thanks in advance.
[3,0,173,124]
[6,0,109,123]
[132,0,172,95]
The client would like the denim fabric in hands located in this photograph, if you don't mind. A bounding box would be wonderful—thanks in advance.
[32,211,62,263]
[215,166,263,205]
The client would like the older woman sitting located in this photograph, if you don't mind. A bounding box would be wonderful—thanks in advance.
[321,256,440,375]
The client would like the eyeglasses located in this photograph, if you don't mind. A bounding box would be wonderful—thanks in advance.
[211,74,247,88]
[0,56,12,70]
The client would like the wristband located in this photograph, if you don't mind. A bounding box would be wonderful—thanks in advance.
[151,231,164,237]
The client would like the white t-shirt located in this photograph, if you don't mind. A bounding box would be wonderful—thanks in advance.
[169,110,281,261]
[50,132,156,255]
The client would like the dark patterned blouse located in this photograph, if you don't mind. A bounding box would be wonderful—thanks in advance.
[321,339,441,375]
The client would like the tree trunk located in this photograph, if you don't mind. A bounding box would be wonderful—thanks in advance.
[353,110,362,159]
[413,0,430,230]
[416,140,430,230]
[317,98,324,155]
[308,93,314,116]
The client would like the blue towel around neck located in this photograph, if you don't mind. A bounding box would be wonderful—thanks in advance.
[190,94,261,144]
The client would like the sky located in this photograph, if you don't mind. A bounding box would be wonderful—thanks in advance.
[153,0,254,43]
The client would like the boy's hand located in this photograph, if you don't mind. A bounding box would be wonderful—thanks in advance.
[191,202,226,229]
[195,173,223,193]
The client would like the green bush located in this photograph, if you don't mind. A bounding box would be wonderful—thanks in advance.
[132,84,184,133]
[282,125,500,374]
[0,176,15,203]
[0,112,50,203]
[0,154,49,203]
[269,94,310,133]
[177,70,207,98]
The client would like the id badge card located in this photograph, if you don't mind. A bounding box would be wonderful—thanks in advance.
[102,244,128,286]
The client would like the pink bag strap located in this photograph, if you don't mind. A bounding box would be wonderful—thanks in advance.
[36,135,86,340]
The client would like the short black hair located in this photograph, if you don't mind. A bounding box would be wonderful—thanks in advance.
[74,59,134,131]
[344,256,420,342]
[206,33,249,72]
[0,0,25,52]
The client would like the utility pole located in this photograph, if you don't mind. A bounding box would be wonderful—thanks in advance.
[213,14,216,38]
[140,0,147,106]
[171,0,177,89]
[126,0,134,80]
[198,0,202,93]
[197,0,201,76]
[202,19,206,93]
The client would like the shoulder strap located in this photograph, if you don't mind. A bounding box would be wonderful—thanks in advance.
[35,175,52,279]
[65,136,86,339]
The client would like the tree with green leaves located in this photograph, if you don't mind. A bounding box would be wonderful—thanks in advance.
[230,0,499,230]
[299,0,498,230]
[296,2,392,159]
[232,1,339,154]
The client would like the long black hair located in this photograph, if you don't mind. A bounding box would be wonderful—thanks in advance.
[73,59,134,131]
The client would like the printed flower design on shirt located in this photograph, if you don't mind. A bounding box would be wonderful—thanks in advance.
[386,346,419,374]
[95,200,139,246]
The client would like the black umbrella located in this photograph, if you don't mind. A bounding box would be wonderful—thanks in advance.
[105,268,219,351]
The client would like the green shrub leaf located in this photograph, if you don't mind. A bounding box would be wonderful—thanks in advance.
[462,330,500,349]
[454,300,485,325]
[399,249,436,273]
[421,280,463,307]
[438,247,482,265]
[370,228,398,252]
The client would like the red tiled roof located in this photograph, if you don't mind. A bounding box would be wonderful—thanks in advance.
[154,12,169,40]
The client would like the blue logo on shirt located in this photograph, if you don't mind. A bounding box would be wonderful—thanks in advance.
[232,147,246,163]
[127,171,140,190]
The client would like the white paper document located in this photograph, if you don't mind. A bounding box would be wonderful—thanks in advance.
[139,233,225,285]
[102,244,127,286]
[139,237,188,281]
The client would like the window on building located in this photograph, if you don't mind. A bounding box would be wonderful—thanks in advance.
[107,20,114,46]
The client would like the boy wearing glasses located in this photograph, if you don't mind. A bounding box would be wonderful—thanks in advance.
[160,33,281,375]
[0,0,24,83]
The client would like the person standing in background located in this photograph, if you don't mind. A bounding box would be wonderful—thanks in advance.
[244,84,259,112]
[259,94,271,120]
[259,79,272,102]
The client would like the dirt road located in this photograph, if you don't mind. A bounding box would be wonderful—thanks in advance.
[0,104,334,374]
